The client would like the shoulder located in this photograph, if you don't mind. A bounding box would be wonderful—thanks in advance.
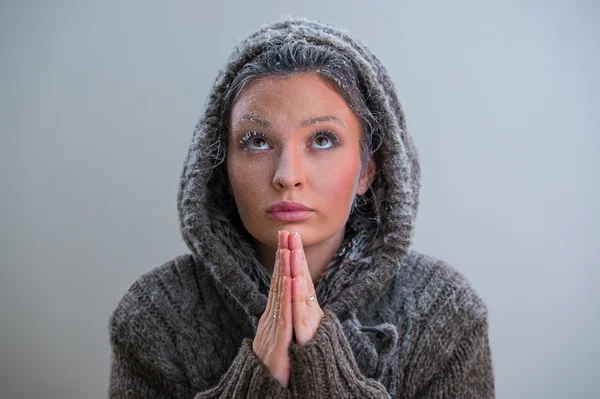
[108,255,247,389]
[109,253,213,351]
[389,250,494,389]
[391,248,489,329]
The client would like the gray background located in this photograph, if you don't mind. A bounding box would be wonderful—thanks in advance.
[1,1,598,398]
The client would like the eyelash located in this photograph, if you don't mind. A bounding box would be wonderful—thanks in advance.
[239,130,340,151]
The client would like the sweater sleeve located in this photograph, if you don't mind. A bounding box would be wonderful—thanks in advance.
[193,339,292,399]
[288,310,391,398]
[287,310,494,399]
[109,333,291,399]
[414,318,495,398]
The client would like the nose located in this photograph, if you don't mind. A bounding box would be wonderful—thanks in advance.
[272,146,306,191]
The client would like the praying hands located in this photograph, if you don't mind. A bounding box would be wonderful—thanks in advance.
[252,230,325,387]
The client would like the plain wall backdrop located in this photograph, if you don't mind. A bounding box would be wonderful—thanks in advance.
[1,1,598,398]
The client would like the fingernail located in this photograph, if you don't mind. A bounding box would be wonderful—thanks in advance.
[294,232,301,246]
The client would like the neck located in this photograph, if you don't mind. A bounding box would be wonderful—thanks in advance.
[254,228,345,284]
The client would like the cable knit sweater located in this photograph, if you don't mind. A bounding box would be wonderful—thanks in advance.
[108,18,494,398]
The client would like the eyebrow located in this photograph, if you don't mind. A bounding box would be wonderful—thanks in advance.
[237,114,347,128]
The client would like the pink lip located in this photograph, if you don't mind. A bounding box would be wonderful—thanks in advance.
[267,201,312,212]
[267,201,314,222]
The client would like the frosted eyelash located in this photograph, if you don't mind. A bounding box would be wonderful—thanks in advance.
[311,130,340,146]
[239,130,340,149]
[239,131,266,147]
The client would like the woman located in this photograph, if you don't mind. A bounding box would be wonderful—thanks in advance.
[109,18,494,398]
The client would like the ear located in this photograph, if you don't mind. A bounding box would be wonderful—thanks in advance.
[357,156,376,196]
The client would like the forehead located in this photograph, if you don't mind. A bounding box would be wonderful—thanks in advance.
[229,74,358,128]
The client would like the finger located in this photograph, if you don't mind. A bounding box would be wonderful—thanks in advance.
[272,232,283,288]
[272,274,292,388]
[281,248,291,281]
[264,246,281,323]
[265,248,284,344]
[280,230,290,250]
[276,249,287,314]
[275,251,293,344]
[292,274,312,346]
[279,230,291,279]
[289,234,303,279]
[266,232,286,337]
[271,232,285,298]
[276,249,289,321]
[287,230,296,250]
[290,235,316,295]
[265,233,283,325]
[298,239,317,296]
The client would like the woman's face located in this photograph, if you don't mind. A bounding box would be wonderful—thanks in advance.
[226,73,374,250]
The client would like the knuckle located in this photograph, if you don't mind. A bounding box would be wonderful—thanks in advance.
[302,315,310,326]
[277,317,286,329]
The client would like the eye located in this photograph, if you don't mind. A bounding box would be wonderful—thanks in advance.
[311,130,339,149]
[240,131,271,151]
[315,136,329,147]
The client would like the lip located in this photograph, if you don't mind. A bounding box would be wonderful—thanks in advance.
[267,201,312,212]
[266,201,314,222]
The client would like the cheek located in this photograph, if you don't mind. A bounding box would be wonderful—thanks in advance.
[227,156,270,214]
[315,154,360,205]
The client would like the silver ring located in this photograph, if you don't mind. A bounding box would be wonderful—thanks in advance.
[273,313,278,320]
[309,294,317,301]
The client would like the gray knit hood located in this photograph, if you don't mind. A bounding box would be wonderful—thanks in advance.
[177,18,420,321]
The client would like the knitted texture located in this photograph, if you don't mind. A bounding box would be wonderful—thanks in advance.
[109,17,494,398]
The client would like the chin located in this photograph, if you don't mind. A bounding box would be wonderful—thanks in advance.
[244,212,346,249]
[283,223,342,248]
[247,221,311,248]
